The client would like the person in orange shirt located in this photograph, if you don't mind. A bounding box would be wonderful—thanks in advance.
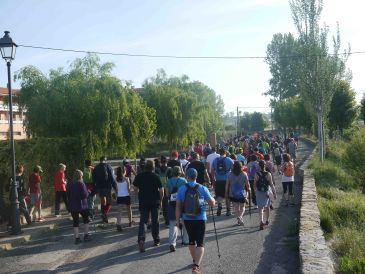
[54,163,69,216]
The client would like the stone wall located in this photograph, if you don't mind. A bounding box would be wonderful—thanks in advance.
[299,144,335,273]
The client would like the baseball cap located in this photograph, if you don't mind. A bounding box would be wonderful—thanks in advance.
[186,168,198,179]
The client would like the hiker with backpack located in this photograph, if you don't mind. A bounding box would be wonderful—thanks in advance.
[83,160,95,218]
[225,161,250,226]
[92,156,117,223]
[115,166,133,232]
[166,166,189,252]
[254,160,277,230]
[273,143,283,174]
[67,169,91,244]
[15,164,32,225]
[288,138,298,165]
[133,160,164,252]
[175,168,215,274]
[247,155,258,208]
[281,153,295,206]
[156,156,171,226]
[212,147,234,216]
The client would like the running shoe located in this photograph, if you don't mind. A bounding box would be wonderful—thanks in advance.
[138,240,145,253]
[84,234,92,242]
[116,224,123,232]
[169,245,176,252]
[260,222,264,230]
[154,240,161,246]
[74,237,82,245]
[192,265,201,274]
[216,204,222,216]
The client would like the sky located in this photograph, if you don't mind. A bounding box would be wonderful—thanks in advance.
[0,0,364,114]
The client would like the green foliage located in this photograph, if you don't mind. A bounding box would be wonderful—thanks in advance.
[239,112,268,132]
[15,54,156,158]
[328,80,358,133]
[0,138,84,208]
[361,94,365,122]
[310,133,365,273]
[273,96,312,130]
[142,69,224,146]
[343,128,365,188]
[265,33,301,100]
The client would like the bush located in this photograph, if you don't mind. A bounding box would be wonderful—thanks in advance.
[0,137,85,222]
[343,128,365,189]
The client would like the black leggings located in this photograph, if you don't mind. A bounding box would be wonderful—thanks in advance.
[71,211,90,227]
[282,181,294,196]
[184,220,206,247]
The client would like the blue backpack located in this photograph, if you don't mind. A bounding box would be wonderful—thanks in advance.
[231,182,245,199]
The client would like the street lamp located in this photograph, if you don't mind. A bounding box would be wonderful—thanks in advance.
[0,31,21,234]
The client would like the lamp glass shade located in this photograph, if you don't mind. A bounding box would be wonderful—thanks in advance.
[0,31,17,61]
[0,45,15,60]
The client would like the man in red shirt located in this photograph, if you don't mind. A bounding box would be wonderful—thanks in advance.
[193,140,204,158]
[29,165,44,222]
[54,163,69,216]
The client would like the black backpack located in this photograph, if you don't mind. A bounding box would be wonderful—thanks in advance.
[256,171,269,192]
[216,157,227,175]
[183,185,202,217]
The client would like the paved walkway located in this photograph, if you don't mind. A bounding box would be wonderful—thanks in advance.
[0,140,314,274]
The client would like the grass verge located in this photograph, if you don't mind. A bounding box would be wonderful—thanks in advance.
[310,145,365,273]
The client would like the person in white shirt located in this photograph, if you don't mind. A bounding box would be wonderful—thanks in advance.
[206,147,220,179]
[115,165,133,231]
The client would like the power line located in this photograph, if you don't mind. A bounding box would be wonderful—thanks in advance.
[17,44,365,60]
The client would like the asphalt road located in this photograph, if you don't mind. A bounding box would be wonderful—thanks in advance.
[0,140,315,274]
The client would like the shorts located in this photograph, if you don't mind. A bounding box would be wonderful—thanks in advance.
[30,193,42,207]
[214,180,226,198]
[117,196,131,205]
[184,220,206,247]
[229,197,246,203]
[98,188,112,200]
[71,210,90,227]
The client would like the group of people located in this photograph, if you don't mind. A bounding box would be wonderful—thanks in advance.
[13,132,297,274]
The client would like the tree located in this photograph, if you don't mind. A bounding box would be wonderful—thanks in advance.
[239,112,268,132]
[328,80,357,134]
[15,54,156,158]
[273,97,312,130]
[361,94,365,122]
[142,70,224,147]
[289,0,349,161]
[265,33,301,100]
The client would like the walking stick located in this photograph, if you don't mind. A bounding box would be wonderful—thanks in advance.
[210,206,221,258]
[248,190,252,218]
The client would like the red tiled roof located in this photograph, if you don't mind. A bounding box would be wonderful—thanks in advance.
[0,87,20,95]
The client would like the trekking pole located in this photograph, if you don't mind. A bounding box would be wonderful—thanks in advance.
[210,206,221,258]
[248,190,252,218]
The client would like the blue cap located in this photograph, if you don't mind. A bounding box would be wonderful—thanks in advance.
[186,168,198,179]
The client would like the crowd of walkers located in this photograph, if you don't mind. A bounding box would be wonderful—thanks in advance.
[13,133,297,274]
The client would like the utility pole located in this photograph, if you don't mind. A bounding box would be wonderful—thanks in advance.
[236,106,239,136]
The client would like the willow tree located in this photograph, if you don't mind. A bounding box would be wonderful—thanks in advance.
[289,0,349,161]
[15,54,156,159]
[142,70,224,147]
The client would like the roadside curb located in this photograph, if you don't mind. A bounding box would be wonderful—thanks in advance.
[0,218,69,252]
[299,139,335,274]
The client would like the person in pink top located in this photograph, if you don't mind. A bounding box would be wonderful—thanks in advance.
[54,163,69,216]
[29,165,44,222]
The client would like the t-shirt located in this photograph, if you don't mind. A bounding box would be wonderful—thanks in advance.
[212,156,234,181]
[54,170,66,192]
[167,177,187,194]
[133,171,162,207]
[236,153,247,164]
[167,159,181,169]
[29,173,41,194]
[227,172,247,198]
[185,160,206,184]
[176,181,213,221]
[206,152,220,173]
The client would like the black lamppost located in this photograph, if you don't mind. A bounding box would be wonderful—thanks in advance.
[0,31,20,234]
